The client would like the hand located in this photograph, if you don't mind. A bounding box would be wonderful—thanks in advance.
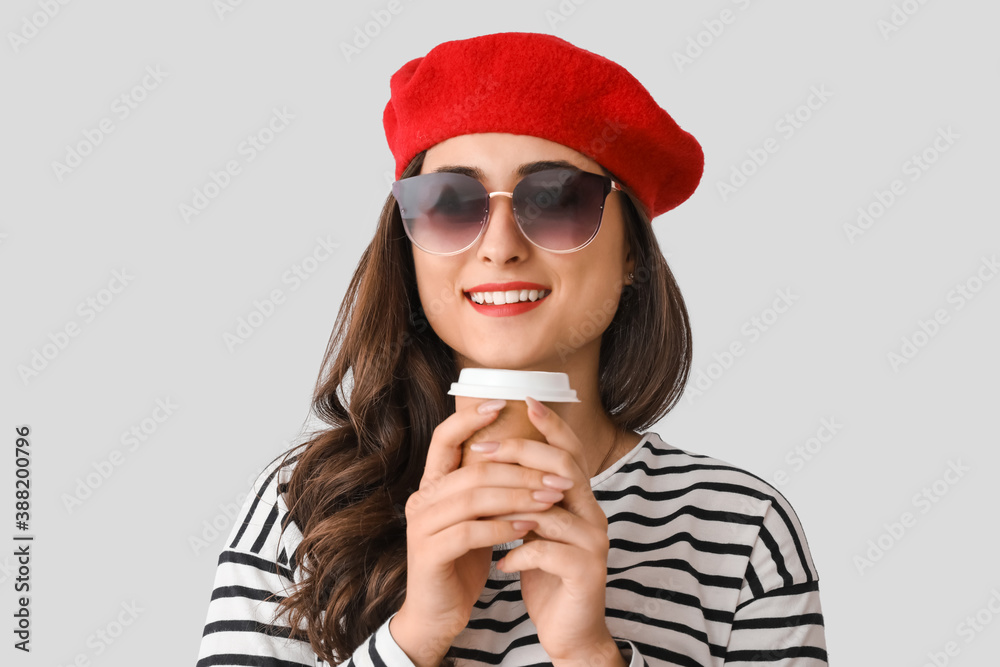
[395,399,567,663]
[484,396,617,662]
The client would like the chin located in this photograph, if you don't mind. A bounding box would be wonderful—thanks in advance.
[455,347,530,369]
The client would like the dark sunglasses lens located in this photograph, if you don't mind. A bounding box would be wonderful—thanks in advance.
[514,169,609,251]
[392,173,487,253]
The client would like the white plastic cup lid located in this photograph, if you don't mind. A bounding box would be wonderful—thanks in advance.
[448,368,579,402]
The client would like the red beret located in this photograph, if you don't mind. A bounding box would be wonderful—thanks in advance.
[383,31,704,221]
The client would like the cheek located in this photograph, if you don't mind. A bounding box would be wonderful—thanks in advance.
[559,264,628,335]
[411,252,464,329]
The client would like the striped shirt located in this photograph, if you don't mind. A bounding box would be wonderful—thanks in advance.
[196,431,828,666]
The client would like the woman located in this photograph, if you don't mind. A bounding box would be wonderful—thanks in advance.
[196,32,828,666]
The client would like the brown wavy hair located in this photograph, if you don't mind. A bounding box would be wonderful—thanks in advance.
[265,149,693,663]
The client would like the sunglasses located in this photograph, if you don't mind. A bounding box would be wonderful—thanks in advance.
[391,167,621,255]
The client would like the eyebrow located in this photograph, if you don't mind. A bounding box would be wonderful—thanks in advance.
[430,159,592,181]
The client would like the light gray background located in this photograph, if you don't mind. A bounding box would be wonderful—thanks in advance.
[2,1,998,665]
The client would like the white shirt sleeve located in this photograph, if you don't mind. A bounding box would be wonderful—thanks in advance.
[195,459,418,667]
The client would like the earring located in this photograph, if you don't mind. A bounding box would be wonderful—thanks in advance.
[627,272,634,282]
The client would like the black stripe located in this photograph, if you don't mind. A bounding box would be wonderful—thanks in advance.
[612,531,752,557]
[196,653,311,667]
[735,580,821,612]
[280,506,296,532]
[606,578,734,624]
[218,550,294,582]
[367,629,388,667]
[230,464,284,549]
[621,459,754,477]
[465,609,530,633]
[745,562,764,599]
[607,556,743,590]
[725,645,829,661]
[604,606,722,651]
[446,632,565,665]
[251,504,280,554]
[732,613,825,630]
[757,524,793,587]
[618,639,711,667]
[203,619,295,639]
[608,505,764,529]
[644,441,713,459]
[210,584,286,604]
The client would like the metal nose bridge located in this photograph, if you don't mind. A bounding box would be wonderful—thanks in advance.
[488,191,514,199]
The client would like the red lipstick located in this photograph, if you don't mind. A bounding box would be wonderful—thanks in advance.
[464,281,551,318]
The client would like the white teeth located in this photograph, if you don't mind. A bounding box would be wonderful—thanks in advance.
[467,289,551,305]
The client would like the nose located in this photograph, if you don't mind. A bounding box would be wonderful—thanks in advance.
[475,191,530,264]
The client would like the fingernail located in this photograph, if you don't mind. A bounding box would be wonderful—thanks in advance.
[532,489,563,503]
[469,441,499,453]
[541,474,574,490]
[525,396,547,417]
[511,521,537,532]
[477,399,506,414]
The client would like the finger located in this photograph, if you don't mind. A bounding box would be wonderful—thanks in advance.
[413,459,570,509]
[498,536,607,583]
[489,504,606,553]
[418,485,563,537]
[421,399,506,491]
[524,395,587,470]
[428,519,537,564]
[481,437,604,526]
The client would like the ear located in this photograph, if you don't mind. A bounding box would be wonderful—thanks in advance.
[624,244,635,285]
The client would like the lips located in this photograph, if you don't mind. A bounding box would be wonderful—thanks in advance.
[463,281,551,317]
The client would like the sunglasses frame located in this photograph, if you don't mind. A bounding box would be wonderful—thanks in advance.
[392,167,622,256]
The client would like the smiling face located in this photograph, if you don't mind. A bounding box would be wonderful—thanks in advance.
[410,132,636,372]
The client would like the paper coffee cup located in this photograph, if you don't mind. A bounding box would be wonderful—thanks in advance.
[449,369,579,465]
[449,369,579,544]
